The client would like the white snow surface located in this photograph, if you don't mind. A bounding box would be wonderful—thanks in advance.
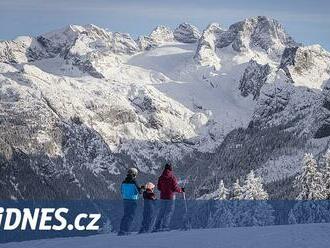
[3,224,330,248]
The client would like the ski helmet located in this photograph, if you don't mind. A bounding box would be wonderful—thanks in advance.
[145,182,155,190]
[128,168,138,176]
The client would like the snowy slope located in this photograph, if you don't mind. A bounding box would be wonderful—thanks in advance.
[2,224,330,248]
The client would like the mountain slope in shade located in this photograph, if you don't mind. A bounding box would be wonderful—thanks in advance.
[174,23,201,43]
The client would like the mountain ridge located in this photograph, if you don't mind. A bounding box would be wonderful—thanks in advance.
[0,16,329,200]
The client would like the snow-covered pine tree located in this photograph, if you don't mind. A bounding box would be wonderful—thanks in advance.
[294,153,326,200]
[230,179,243,226]
[288,199,330,224]
[235,171,274,227]
[214,180,229,200]
[322,150,330,199]
[289,153,330,224]
[241,170,269,200]
[207,180,235,228]
[231,179,243,200]
[288,209,297,224]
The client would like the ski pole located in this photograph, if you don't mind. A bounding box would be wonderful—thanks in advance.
[181,176,191,231]
[181,176,189,213]
[183,191,188,213]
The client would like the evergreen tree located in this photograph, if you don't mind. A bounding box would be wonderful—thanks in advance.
[231,171,274,227]
[214,180,229,200]
[289,153,330,224]
[288,209,297,224]
[294,153,326,200]
[288,201,330,224]
[241,170,268,200]
[322,150,330,199]
[231,179,243,200]
[207,180,235,228]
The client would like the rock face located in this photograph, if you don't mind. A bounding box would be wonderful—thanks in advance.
[195,16,299,68]
[149,26,174,43]
[136,36,157,51]
[217,16,298,55]
[239,60,272,99]
[194,23,223,69]
[0,24,141,78]
[0,18,329,200]
[314,79,330,138]
[36,24,139,78]
[280,45,330,89]
[251,75,326,135]
[174,23,201,43]
[38,24,139,56]
[0,36,48,63]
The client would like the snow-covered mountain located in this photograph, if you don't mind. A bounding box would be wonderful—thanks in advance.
[0,16,329,200]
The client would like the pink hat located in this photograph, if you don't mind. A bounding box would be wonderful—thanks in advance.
[145,182,155,190]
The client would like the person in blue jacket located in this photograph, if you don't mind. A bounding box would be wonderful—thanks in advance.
[118,168,144,236]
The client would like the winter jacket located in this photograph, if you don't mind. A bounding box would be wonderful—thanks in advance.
[157,168,182,200]
[143,189,156,200]
[121,175,142,200]
[140,189,156,233]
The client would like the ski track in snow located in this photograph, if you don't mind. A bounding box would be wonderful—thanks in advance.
[2,224,330,248]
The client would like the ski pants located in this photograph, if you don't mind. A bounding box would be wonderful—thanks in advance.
[139,200,156,233]
[154,200,175,230]
[119,200,138,233]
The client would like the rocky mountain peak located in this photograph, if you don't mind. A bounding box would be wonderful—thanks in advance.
[136,36,156,51]
[194,17,299,69]
[219,16,298,55]
[174,23,201,43]
[0,36,47,64]
[149,25,174,43]
[194,23,223,68]
[38,24,138,56]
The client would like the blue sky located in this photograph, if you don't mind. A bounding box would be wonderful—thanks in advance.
[0,0,329,50]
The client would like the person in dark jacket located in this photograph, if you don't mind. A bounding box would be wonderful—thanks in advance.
[118,168,144,236]
[153,163,184,232]
[139,182,157,233]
